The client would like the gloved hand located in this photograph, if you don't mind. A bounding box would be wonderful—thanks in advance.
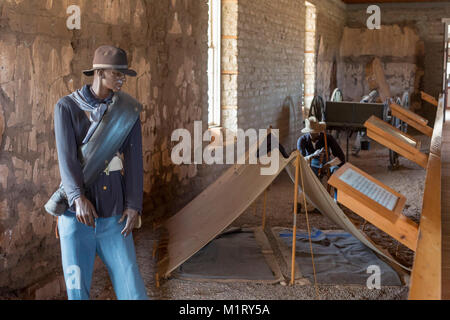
[305,148,324,161]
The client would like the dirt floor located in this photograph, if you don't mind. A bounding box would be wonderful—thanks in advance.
[60,133,429,300]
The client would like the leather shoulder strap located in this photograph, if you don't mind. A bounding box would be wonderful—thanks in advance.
[80,92,142,187]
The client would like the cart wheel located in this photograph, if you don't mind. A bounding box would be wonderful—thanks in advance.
[309,95,325,122]
[331,88,343,102]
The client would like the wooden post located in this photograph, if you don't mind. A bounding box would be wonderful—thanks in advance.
[318,130,329,178]
[321,130,333,194]
[290,155,301,285]
[155,273,160,288]
[323,130,330,164]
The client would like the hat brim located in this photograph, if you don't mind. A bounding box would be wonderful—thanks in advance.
[82,68,137,77]
[301,123,327,134]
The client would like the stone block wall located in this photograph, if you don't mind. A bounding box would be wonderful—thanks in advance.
[0,0,209,293]
[228,0,345,151]
[309,0,346,102]
[235,0,305,152]
[345,2,450,121]
[338,25,424,107]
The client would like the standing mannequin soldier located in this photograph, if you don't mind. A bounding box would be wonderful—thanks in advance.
[53,46,148,300]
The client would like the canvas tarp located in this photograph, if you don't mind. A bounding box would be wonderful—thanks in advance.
[157,141,408,279]
[273,227,402,286]
[174,227,283,283]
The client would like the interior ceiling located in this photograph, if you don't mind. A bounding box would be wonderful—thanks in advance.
[342,0,450,3]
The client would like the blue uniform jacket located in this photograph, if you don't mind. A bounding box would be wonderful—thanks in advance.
[54,85,143,217]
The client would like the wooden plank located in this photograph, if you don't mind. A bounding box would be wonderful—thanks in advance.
[366,116,420,149]
[392,111,433,138]
[409,153,442,300]
[440,108,450,300]
[366,57,392,102]
[421,91,438,107]
[390,102,428,127]
[367,130,428,169]
[390,103,433,138]
[328,163,418,251]
[430,95,445,157]
[365,116,428,169]
[409,95,444,299]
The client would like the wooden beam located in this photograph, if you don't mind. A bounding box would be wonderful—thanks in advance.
[390,103,433,138]
[365,116,428,169]
[409,153,442,300]
[430,95,445,157]
[421,91,439,107]
[409,95,444,299]
[328,163,418,251]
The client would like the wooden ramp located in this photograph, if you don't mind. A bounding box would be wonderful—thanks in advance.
[365,115,428,168]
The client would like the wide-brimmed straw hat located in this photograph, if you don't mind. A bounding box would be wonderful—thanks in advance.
[301,116,327,134]
[83,45,137,77]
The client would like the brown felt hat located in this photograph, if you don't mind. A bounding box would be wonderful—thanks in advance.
[83,45,137,77]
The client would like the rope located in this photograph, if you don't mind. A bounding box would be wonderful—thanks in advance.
[299,157,320,300]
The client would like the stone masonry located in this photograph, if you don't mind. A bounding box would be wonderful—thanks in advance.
[1,0,449,298]
[0,0,209,294]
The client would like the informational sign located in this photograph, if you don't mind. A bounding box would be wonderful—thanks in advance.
[339,168,398,211]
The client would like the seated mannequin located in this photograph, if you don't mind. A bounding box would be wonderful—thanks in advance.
[296,117,346,210]
[297,116,346,178]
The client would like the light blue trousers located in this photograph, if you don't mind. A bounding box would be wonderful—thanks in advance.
[58,211,148,300]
